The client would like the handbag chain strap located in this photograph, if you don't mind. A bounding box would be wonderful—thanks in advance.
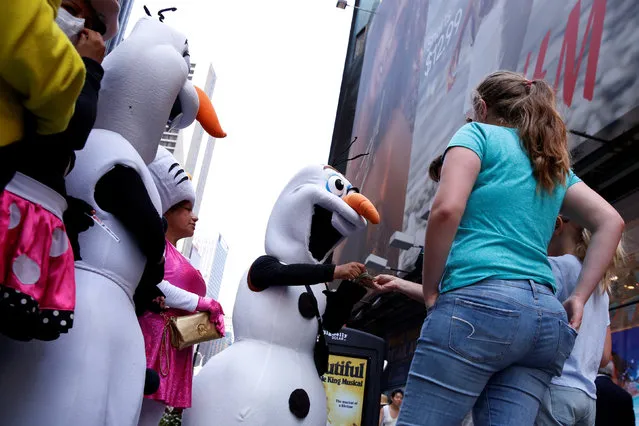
[159,313,175,377]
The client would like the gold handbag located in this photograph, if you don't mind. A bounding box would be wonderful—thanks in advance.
[167,312,222,350]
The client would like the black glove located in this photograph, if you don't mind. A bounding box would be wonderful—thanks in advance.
[63,196,95,261]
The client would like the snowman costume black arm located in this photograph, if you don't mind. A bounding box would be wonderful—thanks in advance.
[248,255,366,332]
[248,255,335,289]
[94,164,166,313]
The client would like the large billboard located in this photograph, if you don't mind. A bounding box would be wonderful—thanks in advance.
[334,0,430,269]
[336,0,639,271]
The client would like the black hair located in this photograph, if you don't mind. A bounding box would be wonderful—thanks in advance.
[391,389,404,398]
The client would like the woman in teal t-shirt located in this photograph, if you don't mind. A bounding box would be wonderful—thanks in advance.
[393,71,624,426]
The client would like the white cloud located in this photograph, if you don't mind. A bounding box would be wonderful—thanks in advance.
[126,0,353,317]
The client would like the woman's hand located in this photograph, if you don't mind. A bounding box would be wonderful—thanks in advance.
[76,29,105,63]
[373,274,404,293]
[374,275,426,303]
[563,295,585,330]
[197,297,225,336]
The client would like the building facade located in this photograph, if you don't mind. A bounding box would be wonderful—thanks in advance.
[330,0,639,397]
[182,65,220,258]
[206,234,229,301]
[191,235,218,282]
[328,0,381,174]
[192,235,233,366]
[104,0,134,54]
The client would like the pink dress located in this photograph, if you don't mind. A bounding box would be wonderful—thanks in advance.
[139,240,206,408]
[0,173,75,341]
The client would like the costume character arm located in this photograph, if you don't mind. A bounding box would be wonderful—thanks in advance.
[94,165,166,315]
[18,57,104,194]
[322,280,366,333]
[63,196,95,261]
[247,255,336,291]
[0,0,85,138]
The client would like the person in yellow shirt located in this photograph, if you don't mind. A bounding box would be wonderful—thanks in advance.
[0,0,119,342]
[0,0,86,189]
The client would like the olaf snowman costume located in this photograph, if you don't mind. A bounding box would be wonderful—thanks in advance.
[184,165,380,426]
[0,18,223,426]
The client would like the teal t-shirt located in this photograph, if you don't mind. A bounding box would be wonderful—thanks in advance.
[440,122,581,293]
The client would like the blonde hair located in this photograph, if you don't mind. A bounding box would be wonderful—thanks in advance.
[574,228,626,293]
[474,71,570,193]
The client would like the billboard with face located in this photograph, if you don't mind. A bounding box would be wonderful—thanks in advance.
[335,0,639,272]
[333,0,430,269]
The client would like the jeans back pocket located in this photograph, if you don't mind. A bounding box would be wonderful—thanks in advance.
[551,320,578,376]
[449,298,520,363]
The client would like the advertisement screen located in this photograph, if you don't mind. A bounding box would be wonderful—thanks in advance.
[322,354,368,426]
[334,0,639,273]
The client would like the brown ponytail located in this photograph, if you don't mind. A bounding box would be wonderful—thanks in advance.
[473,71,571,193]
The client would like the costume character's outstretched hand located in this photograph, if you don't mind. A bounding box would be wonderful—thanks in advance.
[333,262,366,281]
[63,196,95,260]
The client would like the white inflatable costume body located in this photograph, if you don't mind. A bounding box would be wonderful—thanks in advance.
[184,165,379,426]
[0,18,207,426]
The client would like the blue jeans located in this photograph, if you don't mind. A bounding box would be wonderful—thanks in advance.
[535,384,596,426]
[397,280,577,426]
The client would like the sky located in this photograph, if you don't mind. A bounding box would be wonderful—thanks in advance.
[125,0,354,319]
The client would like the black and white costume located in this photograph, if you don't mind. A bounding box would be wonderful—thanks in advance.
[184,165,380,426]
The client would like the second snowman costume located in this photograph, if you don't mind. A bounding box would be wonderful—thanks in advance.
[184,165,380,426]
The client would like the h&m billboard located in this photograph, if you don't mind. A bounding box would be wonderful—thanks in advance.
[335,0,639,271]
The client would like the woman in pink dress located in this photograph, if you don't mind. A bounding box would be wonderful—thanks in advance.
[138,147,225,426]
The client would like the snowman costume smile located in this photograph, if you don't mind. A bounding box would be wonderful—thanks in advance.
[0,18,224,426]
[184,165,379,426]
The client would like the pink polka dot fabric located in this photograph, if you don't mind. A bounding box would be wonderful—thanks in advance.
[0,189,75,340]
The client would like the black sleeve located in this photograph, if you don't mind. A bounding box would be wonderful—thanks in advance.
[322,280,367,332]
[66,57,103,151]
[14,58,104,194]
[247,255,335,290]
[94,165,165,264]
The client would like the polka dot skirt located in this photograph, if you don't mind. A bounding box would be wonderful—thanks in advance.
[0,189,76,341]
[0,286,74,341]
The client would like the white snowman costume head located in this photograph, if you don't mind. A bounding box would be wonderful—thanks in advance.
[265,165,380,265]
[93,17,225,164]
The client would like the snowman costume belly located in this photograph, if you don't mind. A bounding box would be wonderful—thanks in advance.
[0,129,161,426]
[184,165,379,426]
[186,273,328,426]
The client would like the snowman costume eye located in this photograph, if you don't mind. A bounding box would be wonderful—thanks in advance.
[324,169,358,199]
